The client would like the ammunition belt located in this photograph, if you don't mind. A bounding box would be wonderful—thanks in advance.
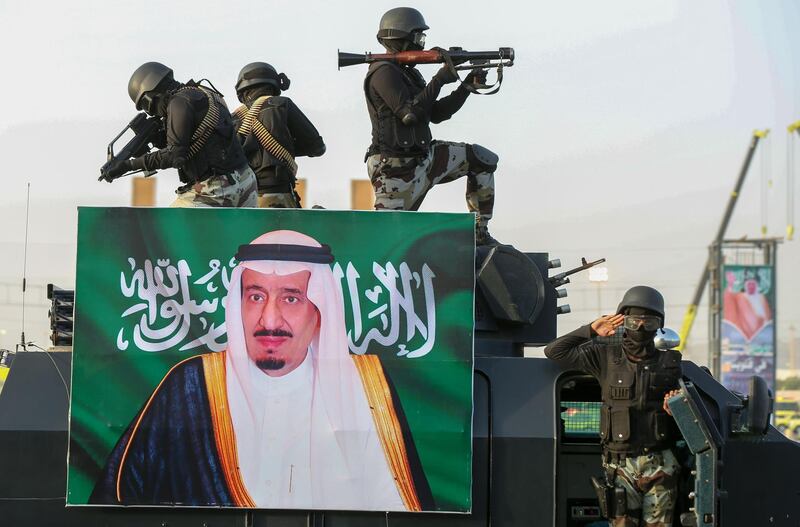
[177,86,224,159]
[233,96,298,175]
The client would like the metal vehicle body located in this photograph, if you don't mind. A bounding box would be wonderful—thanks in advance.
[1,248,798,526]
[1,345,798,526]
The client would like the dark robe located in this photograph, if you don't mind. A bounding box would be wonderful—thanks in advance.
[90,353,433,509]
[90,355,234,506]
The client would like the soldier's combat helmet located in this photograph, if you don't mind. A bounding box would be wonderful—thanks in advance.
[616,286,665,325]
[128,62,174,108]
[235,62,290,101]
[377,7,429,50]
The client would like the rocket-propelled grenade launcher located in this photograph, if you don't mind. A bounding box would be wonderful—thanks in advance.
[338,47,515,95]
[338,47,515,69]
[99,112,164,182]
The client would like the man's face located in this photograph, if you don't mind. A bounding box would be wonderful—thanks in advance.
[745,279,758,294]
[241,269,319,377]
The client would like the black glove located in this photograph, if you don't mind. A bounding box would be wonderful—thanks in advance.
[101,159,132,182]
[463,68,488,88]
[433,65,459,85]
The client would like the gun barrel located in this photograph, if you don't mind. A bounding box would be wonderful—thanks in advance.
[548,257,605,286]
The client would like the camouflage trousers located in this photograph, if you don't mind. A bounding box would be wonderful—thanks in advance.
[366,140,496,225]
[171,165,257,208]
[257,192,300,208]
[605,449,680,527]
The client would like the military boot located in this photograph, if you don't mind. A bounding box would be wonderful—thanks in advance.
[475,222,500,246]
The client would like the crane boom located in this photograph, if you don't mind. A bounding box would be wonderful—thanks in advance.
[677,129,769,351]
[788,120,800,240]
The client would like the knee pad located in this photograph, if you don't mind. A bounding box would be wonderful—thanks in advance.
[466,143,499,172]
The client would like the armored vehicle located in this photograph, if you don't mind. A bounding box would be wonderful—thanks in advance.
[0,246,798,526]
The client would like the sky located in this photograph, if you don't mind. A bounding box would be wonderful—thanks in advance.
[0,0,798,365]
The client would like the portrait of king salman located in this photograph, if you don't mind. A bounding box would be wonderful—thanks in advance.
[90,229,433,511]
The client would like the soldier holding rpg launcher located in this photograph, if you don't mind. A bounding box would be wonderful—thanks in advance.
[340,8,514,245]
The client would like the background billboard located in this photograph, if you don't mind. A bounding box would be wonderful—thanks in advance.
[720,264,776,394]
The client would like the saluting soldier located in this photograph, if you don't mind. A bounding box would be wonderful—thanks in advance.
[104,62,257,207]
[544,286,682,527]
[232,63,326,208]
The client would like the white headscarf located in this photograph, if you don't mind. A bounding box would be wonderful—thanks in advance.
[224,230,388,509]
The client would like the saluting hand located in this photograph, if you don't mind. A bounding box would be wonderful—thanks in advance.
[590,314,624,337]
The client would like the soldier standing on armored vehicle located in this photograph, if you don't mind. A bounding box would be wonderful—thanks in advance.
[103,62,257,207]
[364,7,501,245]
[232,62,326,208]
[544,286,682,527]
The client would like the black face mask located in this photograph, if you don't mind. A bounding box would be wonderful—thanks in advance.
[154,96,169,118]
[137,79,180,118]
[138,91,169,118]
[241,85,277,106]
[381,35,424,53]
[621,307,659,359]
[381,39,404,53]
[406,30,426,51]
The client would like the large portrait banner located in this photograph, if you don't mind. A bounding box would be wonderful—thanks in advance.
[720,264,776,394]
[67,207,475,512]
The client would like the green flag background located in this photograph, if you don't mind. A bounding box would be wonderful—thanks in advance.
[67,207,475,512]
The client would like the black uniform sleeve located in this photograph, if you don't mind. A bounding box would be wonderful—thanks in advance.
[129,96,195,172]
[285,99,325,157]
[369,65,445,123]
[430,86,469,124]
[543,324,605,378]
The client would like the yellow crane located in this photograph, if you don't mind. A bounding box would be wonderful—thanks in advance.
[788,120,800,241]
[677,129,769,351]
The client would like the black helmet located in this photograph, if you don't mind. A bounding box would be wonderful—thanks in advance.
[128,62,174,108]
[235,62,290,98]
[616,286,665,323]
[376,7,429,46]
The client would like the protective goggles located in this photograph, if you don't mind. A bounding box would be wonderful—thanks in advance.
[623,315,661,332]
[410,31,426,48]
[137,91,161,115]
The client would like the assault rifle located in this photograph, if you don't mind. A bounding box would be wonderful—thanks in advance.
[99,112,164,182]
[338,47,515,94]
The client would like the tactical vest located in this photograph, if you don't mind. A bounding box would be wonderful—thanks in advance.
[232,96,297,191]
[599,347,681,455]
[173,85,246,184]
[364,62,433,158]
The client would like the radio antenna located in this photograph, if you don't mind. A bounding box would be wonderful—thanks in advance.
[19,182,31,352]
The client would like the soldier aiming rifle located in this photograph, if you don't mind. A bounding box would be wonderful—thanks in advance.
[100,62,257,208]
[344,7,514,245]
